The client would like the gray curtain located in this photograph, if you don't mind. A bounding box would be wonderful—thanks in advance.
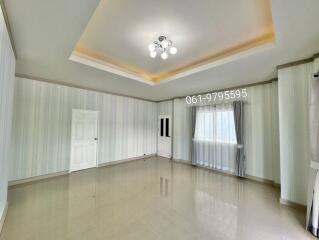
[191,104,237,171]
[308,171,319,237]
[233,101,245,177]
[191,106,197,165]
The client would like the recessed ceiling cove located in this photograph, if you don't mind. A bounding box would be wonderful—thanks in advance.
[70,0,275,85]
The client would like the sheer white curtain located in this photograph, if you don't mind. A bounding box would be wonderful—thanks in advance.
[308,58,319,236]
[193,104,237,172]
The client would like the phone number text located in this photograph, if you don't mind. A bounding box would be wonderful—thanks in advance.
[186,88,248,105]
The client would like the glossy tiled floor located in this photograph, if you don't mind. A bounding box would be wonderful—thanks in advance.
[0,157,315,240]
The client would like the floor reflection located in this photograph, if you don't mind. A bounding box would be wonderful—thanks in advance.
[160,177,169,197]
[1,157,314,240]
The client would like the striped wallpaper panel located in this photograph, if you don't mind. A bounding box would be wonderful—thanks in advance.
[173,98,192,162]
[278,62,312,205]
[158,101,173,116]
[10,78,157,181]
[244,82,280,183]
[0,7,16,219]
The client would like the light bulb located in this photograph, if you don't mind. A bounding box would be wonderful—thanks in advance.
[161,40,169,49]
[161,52,168,60]
[169,47,177,55]
[150,51,157,58]
[148,43,155,52]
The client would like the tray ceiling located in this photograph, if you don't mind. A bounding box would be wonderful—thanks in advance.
[6,0,319,100]
[71,0,275,85]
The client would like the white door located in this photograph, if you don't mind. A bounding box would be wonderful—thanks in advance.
[158,115,172,158]
[70,109,99,172]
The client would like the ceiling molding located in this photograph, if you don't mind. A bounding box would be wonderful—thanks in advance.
[157,78,278,102]
[72,34,275,86]
[156,35,275,85]
[277,57,314,70]
[277,52,319,70]
[15,73,278,103]
[0,0,17,59]
[72,0,274,86]
[15,73,157,103]
[69,49,155,86]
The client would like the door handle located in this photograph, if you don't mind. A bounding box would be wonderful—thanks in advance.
[94,138,98,141]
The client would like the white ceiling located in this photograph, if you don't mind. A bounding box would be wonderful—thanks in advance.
[4,0,319,101]
[76,0,273,77]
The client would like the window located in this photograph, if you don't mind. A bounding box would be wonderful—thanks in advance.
[194,106,237,144]
[165,118,170,137]
[160,118,164,137]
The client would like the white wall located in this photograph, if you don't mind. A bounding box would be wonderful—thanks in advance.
[10,78,281,187]
[278,62,312,205]
[244,82,280,183]
[10,78,157,181]
[158,100,173,116]
[0,6,16,223]
[173,99,192,162]
[171,82,280,183]
[9,63,312,207]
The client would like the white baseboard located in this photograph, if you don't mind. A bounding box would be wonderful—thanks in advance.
[177,160,282,189]
[172,158,193,165]
[245,174,281,188]
[0,202,8,235]
[280,198,306,210]
[9,155,157,187]
[9,171,69,187]
[98,154,156,167]
[9,154,157,187]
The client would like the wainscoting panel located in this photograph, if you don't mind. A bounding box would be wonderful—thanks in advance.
[10,78,157,181]
[0,5,16,226]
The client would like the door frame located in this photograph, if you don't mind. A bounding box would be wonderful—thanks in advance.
[157,115,172,158]
[69,109,99,173]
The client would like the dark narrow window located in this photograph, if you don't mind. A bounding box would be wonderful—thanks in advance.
[160,118,164,136]
[166,118,169,137]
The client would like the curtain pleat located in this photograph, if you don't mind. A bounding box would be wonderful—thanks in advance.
[191,106,197,165]
[233,101,245,177]
[192,104,237,172]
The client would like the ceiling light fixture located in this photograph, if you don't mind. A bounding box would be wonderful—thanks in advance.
[148,36,177,60]
[150,51,157,58]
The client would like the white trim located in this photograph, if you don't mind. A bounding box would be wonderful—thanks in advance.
[0,202,8,234]
[157,115,172,158]
[172,158,193,165]
[157,41,275,84]
[69,52,155,86]
[8,171,69,187]
[70,109,99,173]
[280,198,306,209]
[9,155,157,187]
[98,154,156,167]
[70,41,275,86]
